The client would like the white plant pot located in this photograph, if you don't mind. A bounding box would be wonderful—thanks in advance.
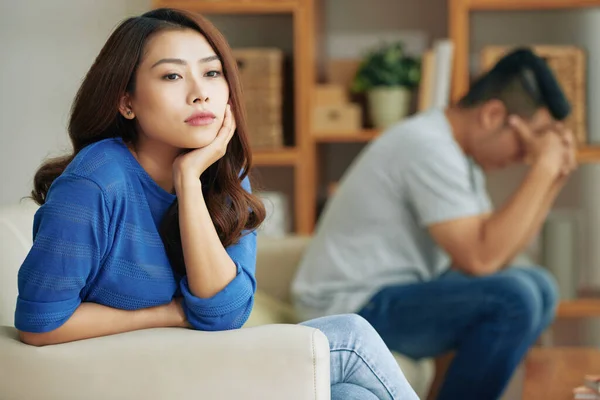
[367,86,411,129]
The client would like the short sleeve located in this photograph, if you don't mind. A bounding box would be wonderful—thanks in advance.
[14,174,110,333]
[472,163,494,213]
[404,147,484,227]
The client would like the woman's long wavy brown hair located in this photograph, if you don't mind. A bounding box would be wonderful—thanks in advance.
[30,8,265,276]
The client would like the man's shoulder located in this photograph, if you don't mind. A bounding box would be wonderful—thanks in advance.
[378,109,462,163]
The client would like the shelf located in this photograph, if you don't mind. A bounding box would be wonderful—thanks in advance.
[467,0,600,10]
[311,135,600,162]
[153,0,297,14]
[577,146,600,163]
[313,129,381,143]
[252,148,298,166]
[557,298,600,318]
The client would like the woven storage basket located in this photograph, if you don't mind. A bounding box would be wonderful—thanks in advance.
[480,45,587,145]
[233,48,284,149]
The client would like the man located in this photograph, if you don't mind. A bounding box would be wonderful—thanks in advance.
[291,48,577,399]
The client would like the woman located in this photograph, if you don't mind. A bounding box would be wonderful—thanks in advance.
[14,8,417,399]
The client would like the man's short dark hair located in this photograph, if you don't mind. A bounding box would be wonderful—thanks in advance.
[457,48,571,121]
[458,67,543,118]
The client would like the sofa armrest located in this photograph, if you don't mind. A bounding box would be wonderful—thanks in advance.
[0,324,331,400]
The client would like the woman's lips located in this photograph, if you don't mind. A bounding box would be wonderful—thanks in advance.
[185,111,216,126]
[186,116,216,126]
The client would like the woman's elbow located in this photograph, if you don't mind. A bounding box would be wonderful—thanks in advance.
[190,301,254,331]
[18,328,68,347]
[18,330,49,347]
[228,299,254,330]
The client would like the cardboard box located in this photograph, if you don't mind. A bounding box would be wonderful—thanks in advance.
[326,59,361,89]
[312,103,362,133]
[315,84,348,106]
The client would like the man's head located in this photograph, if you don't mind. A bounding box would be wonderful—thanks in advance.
[456,48,571,170]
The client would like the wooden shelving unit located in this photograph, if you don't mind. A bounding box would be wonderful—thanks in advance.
[314,132,600,163]
[576,146,600,163]
[253,149,299,166]
[313,129,381,143]
[449,0,600,104]
[157,0,298,14]
[449,0,600,320]
[460,0,600,11]
[153,0,316,234]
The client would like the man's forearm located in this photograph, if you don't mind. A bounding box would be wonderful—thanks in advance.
[478,161,557,273]
[19,301,184,346]
[505,177,565,264]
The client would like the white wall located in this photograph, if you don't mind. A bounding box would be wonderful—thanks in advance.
[0,0,150,206]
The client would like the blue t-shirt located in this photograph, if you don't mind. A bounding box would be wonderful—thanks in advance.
[15,138,256,333]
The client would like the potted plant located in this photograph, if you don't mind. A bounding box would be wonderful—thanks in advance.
[351,41,421,129]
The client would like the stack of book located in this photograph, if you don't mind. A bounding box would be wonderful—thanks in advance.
[574,375,600,399]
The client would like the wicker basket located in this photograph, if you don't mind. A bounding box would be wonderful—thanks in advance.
[480,46,587,145]
[233,48,284,149]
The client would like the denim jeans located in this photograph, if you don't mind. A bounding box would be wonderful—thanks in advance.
[358,266,559,400]
[300,314,419,400]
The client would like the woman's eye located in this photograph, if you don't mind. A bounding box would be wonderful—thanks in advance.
[206,70,222,78]
[163,73,182,81]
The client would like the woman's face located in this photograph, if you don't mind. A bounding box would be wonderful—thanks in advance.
[124,28,230,150]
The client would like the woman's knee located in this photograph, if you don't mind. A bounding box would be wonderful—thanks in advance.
[301,314,381,346]
[318,314,377,336]
[332,383,379,400]
[332,313,374,331]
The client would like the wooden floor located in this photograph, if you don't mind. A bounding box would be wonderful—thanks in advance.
[523,347,600,399]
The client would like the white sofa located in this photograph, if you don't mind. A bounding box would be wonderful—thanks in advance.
[0,201,433,399]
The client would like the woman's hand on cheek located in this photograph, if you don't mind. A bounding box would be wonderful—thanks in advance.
[172,104,236,191]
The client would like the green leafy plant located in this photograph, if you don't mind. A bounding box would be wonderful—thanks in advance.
[351,41,421,93]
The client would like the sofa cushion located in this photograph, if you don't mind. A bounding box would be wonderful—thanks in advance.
[255,236,310,303]
[394,352,435,398]
[244,290,299,328]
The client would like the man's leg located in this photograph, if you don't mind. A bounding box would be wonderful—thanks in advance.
[358,269,555,400]
[505,265,559,337]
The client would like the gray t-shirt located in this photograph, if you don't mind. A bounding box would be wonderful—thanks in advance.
[291,109,492,320]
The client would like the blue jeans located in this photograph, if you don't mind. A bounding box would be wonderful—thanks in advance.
[300,314,419,399]
[358,266,559,400]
